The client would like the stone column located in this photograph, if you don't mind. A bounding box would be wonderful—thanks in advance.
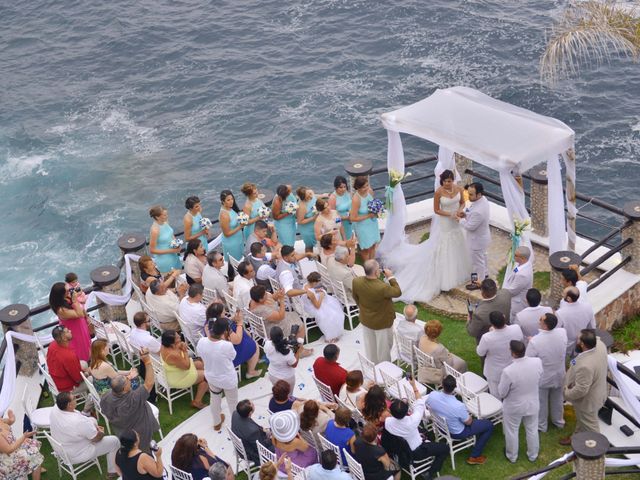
[571,431,607,479]
[343,159,373,192]
[529,166,549,237]
[622,200,640,275]
[549,251,582,309]
[454,153,472,186]
[90,265,126,323]
[0,304,38,377]
[117,233,147,288]
[258,188,275,207]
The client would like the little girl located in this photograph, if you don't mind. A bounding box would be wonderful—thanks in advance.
[301,272,344,343]
[65,272,87,307]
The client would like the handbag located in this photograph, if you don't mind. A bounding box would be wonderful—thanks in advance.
[418,364,443,385]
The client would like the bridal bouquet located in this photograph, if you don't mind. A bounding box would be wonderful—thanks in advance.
[170,238,184,249]
[199,217,213,230]
[385,169,411,212]
[507,216,531,266]
[367,198,386,218]
[310,205,318,216]
[258,205,271,219]
[284,201,299,215]
[237,212,250,226]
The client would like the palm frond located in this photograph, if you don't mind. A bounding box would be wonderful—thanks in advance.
[541,1,640,83]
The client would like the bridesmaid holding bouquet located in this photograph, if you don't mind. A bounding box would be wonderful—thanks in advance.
[183,196,209,252]
[219,190,245,261]
[296,186,319,252]
[241,182,267,239]
[149,205,182,274]
[350,176,380,261]
[272,184,298,247]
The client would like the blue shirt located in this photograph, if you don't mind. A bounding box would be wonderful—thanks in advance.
[426,391,469,435]
[324,420,355,465]
[306,464,352,480]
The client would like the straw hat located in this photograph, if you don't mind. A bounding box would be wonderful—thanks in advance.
[269,410,300,443]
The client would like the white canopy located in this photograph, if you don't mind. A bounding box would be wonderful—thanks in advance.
[381,86,575,172]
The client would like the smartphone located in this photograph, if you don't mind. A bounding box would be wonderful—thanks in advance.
[404,371,413,381]
[470,272,478,283]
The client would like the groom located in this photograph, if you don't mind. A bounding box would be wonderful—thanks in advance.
[457,182,491,290]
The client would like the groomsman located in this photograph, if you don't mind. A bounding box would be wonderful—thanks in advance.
[526,313,568,432]
[458,182,491,290]
[515,288,553,342]
[467,279,511,344]
[556,287,596,358]
[503,246,533,320]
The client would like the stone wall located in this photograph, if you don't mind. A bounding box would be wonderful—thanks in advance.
[596,280,640,331]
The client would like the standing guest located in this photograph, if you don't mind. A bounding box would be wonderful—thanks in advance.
[241,182,268,240]
[270,410,317,473]
[466,278,512,344]
[90,338,140,396]
[427,375,494,465]
[264,326,301,389]
[197,317,239,431]
[272,184,298,247]
[184,196,209,252]
[202,251,231,299]
[307,450,352,480]
[349,176,380,261]
[65,272,87,307]
[231,399,275,465]
[324,407,356,465]
[353,423,400,480]
[233,261,256,310]
[526,313,568,432]
[515,288,553,342]
[476,311,524,396]
[556,286,596,358]
[328,175,353,240]
[296,186,319,251]
[313,344,347,396]
[183,239,207,284]
[268,380,305,413]
[503,246,534,320]
[497,341,543,463]
[49,282,91,362]
[171,433,227,480]
[138,255,180,294]
[219,190,244,263]
[0,409,44,480]
[560,266,589,305]
[145,279,183,331]
[160,330,208,409]
[245,220,279,257]
[315,198,346,242]
[101,348,160,452]
[50,391,120,479]
[148,205,182,274]
[115,430,163,480]
[352,260,401,364]
[418,320,468,378]
[248,242,278,290]
[302,272,345,342]
[178,284,207,342]
[338,370,370,409]
[295,399,336,436]
[128,312,161,356]
[560,329,608,444]
[397,304,423,346]
[326,246,365,303]
[457,182,491,287]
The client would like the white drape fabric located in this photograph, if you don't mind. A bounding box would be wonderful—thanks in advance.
[0,253,140,416]
[377,131,407,255]
[561,150,578,249]
[547,154,568,253]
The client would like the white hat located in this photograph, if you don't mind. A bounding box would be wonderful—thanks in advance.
[269,410,299,443]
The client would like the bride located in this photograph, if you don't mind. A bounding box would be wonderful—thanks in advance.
[383,169,471,303]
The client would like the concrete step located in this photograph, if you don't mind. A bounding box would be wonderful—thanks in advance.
[422,291,470,321]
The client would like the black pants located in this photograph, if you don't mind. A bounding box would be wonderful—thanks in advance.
[137,361,157,404]
[412,441,449,475]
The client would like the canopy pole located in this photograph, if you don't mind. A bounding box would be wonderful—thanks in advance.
[565,148,577,251]
[454,153,472,186]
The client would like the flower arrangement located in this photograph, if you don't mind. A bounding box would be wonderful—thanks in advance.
[284,201,299,215]
[237,212,249,226]
[367,198,386,218]
[199,217,213,230]
[170,238,184,249]
[507,216,532,266]
[310,205,318,216]
[258,205,272,219]
[385,169,411,211]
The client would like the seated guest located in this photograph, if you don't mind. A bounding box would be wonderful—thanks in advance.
[128,311,161,355]
[502,246,533,320]
[171,433,228,480]
[231,400,275,465]
[302,272,345,342]
[560,266,589,305]
[418,320,467,383]
[307,450,352,480]
[205,462,235,480]
[427,375,494,465]
[0,409,44,480]
[244,219,279,257]
[270,410,317,473]
[319,233,337,265]
[247,242,278,290]
[257,460,292,480]
[515,288,553,342]
[46,325,92,413]
[183,239,207,284]
[145,279,183,331]
[397,304,423,346]
[353,423,400,480]
[50,391,119,479]
[115,430,163,479]
[338,370,369,409]
[264,326,301,389]
[139,255,180,294]
[269,380,305,413]
[295,399,335,436]
[313,344,347,396]
[275,246,316,302]
[467,278,511,344]
[315,197,346,241]
[90,338,140,395]
[324,407,356,465]
[101,348,160,453]
[358,385,390,427]
[160,330,208,409]
[178,284,207,342]
[326,246,364,303]
[202,251,231,298]
[233,261,256,309]
[556,286,596,357]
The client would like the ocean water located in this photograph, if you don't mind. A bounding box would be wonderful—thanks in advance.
[1,0,639,317]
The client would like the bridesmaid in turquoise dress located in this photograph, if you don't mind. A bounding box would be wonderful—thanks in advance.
[149,205,182,274]
[272,184,298,247]
[241,182,267,240]
[328,175,354,240]
[183,195,209,252]
[350,176,381,261]
[296,186,318,252]
[219,190,245,261]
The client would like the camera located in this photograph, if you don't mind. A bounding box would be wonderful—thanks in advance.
[284,325,302,353]
[149,440,159,452]
[70,286,82,293]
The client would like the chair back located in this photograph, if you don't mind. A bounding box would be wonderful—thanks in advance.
[88,315,110,341]
[175,313,197,355]
[442,362,461,382]
[395,332,416,368]
[268,276,282,293]
[228,255,243,275]
[357,352,377,383]
[226,427,250,463]
[344,449,365,480]
[131,281,145,303]
[312,375,335,404]
[222,291,239,315]
[149,355,170,390]
[244,308,268,345]
[315,260,335,294]
[298,429,319,461]
[22,385,37,420]
[379,368,402,399]
[414,346,436,369]
[170,465,194,480]
[428,405,452,440]
[79,372,101,405]
[44,431,72,465]
[202,287,218,305]
[256,439,277,465]
[317,433,344,469]
[39,363,60,397]
[289,461,307,479]
[112,323,137,367]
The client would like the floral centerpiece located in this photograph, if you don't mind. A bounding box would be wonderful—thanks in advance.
[258,205,272,219]
[284,201,299,215]
[507,216,532,266]
[170,238,184,249]
[367,198,386,218]
[237,212,249,226]
[199,217,213,230]
[385,169,411,212]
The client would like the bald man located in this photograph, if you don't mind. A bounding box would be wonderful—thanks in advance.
[503,246,534,320]
[396,304,423,346]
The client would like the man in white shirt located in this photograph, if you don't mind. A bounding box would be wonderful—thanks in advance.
[526,313,568,432]
[178,284,207,341]
[197,317,238,431]
[503,246,534,320]
[145,280,181,331]
[556,286,596,357]
[476,311,524,396]
[128,311,161,356]
[275,245,309,299]
[247,242,278,289]
[233,261,256,309]
[50,391,120,478]
[396,304,423,346]
[202,250,231,298]
[244,220,279,257]
[560,267,589,306]
[498,340,543,463]
[326,246,365,304]
[515,288,553,342]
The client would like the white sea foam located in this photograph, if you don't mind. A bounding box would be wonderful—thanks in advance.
[0,153,50,183]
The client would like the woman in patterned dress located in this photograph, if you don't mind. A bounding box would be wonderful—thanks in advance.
[0,409,44,480]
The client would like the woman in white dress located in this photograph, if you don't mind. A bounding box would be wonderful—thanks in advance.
[301,272,345,342]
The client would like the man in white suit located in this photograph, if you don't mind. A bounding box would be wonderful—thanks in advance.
[526,313,568,432]
[498,340,543,463]
[503,246,533,320]
[476,311,523,396]
[458,182,491,290]
[556,286,596,358]
[515,288,553,342]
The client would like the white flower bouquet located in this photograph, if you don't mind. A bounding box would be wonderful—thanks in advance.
[386,169,411,211]
[310,205,318,216]
[507,216,532,266]
[258,205,272,219]
[237,212,249,226]
[170,238,184,249]
[199,217,213,230]
[284,201,299,215]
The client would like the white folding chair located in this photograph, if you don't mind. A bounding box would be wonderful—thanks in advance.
[414,346,440,391]
[244,308,268,347]
[443,362,488,395]
[45,431,103,479]
[335,394,365,431]
[358,352,403,385]
[312,374,335,404]
[289,461,307,479]
[175,313,198,356]
[22,386,53,439]
[226,427,259,478]
[457,381,503,426]
[315,260,335,295]
[139,298,163,336]
[298,429,320,462]
[112,321,138,368]
[386,430,435,480]
[332,279,359,330]
[317,432,347,470]
[428,406,475,470]
[268,276,282,293]
[290,295,318,343]
[80,372,111,434]
[202,287,218,305]
[395,331,417,377]
[344,449,365,480]
[170,465,194,480]
[131,280,145,303]
[222,290,240,316]
[87,315,122,365]
[147,401,164,439]
[149,355,193,415]
[39,363,87,408]
[228,254,243,276]
[257,439,277,465]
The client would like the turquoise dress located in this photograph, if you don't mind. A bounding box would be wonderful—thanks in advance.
[153,223,182,273]
[334,191,353,240]
[244,198,267,240]
[274,193,298,247]
[353,192,381,250]
[189,212,208,252]
[298,195,317,249]
[220,209,245,261]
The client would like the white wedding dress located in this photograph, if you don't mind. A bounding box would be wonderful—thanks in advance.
[301,287,345,340]
[383,192,471,303]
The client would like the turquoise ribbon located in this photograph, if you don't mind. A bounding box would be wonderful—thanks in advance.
[385,185,395,212]
[509,233,521,267]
